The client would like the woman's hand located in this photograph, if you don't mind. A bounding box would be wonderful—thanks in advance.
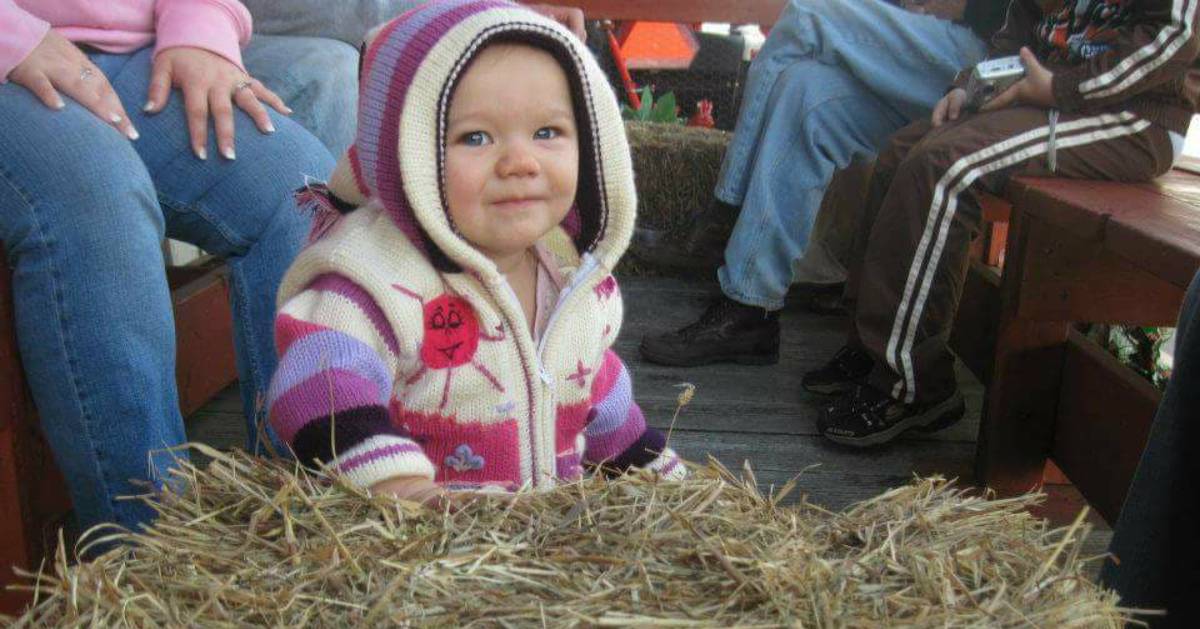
[524,3,586,41]
[146,47,290,160]
[980,47,1056,113]
[932,87,968,127]
[8,31,139,139]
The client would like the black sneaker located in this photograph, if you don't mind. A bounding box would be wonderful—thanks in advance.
[639,296,780,366]
[801,345,873,395]
[818,385,965,447]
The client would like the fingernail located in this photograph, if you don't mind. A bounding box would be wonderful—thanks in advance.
[196,147,207,160]
[110,113,123,124]
[54,98,65,110]
[143,100,155,112]
[265,121,276,133]
[222,147,236,160]
[283,106,293,115]
[127,127,140,141]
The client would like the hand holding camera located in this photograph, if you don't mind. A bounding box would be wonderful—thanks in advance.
[932,47,1056,127]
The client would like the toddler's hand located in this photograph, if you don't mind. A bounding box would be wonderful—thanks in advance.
[370,475,445,506]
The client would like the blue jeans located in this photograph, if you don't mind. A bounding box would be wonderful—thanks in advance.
[0,47,334,531]
[244,34,359,156]
[715,0,988,309]
[1101,272,1200,626]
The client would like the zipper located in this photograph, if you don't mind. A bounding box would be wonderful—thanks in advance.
[497,254,603,488]
[493,279,543,488]
[536,254,600,362]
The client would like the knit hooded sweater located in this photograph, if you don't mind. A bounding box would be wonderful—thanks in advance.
[267,0,684,491]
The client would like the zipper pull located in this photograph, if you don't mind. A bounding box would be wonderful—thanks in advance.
[539,368,553,386]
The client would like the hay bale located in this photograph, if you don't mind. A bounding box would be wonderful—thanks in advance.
[6,446,1128,627]
[626,121,731,236]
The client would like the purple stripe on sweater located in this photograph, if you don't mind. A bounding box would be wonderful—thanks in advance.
[308,274,400,357]
[270,329,392,402]
[584,403,647,463]
[557,452,583,480]
[270,368,385,443]
[338,441,425,474]
[586,360,633,436]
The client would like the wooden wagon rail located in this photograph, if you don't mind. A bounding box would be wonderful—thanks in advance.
[539,0,786,26]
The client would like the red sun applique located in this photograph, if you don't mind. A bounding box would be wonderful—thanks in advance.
[393,284,507,409]
[420,295,479,368]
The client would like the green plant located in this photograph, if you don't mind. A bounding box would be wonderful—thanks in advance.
[621,86,683,124]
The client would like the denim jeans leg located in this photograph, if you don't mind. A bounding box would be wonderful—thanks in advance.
[715,0,987,205]
[99,48,336,454]
[243,34,360,156]
[0,81,186,532]
[1101,271,1200,626]
[717,61,907,310]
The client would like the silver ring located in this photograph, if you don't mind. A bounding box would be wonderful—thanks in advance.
[233,79,253,94]
[80,67,94,81]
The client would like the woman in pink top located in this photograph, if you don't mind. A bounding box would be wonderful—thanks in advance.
[0,0,333,534]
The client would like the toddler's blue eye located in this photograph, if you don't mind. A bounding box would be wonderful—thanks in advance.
[462,131,491,146]
[534,127,560,140]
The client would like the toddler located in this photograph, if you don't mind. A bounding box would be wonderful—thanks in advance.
[267,0,684,504]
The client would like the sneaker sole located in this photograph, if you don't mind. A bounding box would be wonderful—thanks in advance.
[822,391,966,448]
[638,344,779,367]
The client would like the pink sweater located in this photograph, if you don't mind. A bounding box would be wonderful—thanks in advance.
[1,0,252,82]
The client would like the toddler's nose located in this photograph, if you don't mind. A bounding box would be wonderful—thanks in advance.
[497,143,540,177]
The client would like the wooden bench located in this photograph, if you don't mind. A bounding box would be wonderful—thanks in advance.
[0,252,238,615]
[951,163,1200,524]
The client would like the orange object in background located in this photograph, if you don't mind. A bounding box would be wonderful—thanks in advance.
[614,21,699,70]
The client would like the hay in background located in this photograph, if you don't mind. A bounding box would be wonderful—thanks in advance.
[626,121,732,236]
[7,445,1128,627]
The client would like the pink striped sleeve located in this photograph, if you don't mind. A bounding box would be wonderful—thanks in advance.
[268,277,435,487]
[584,351,686,479]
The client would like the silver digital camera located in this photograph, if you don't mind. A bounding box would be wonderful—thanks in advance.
[964,55,1026,110]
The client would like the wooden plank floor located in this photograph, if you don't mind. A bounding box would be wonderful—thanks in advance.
[187,275,1111,563]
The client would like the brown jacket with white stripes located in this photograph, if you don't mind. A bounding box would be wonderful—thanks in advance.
[964,0,1200,133]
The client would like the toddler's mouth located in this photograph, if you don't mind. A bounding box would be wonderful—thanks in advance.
[491,196,543,210]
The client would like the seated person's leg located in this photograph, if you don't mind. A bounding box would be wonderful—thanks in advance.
[640,61,907,367]
[0,75,186,532]
[716,0,987,210]
[243,34,360,156]
[1102,270,1200,624]
[106,47,337,454]
[819,107,1175,447]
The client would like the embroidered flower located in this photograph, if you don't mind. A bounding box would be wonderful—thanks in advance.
[445,444,485,472]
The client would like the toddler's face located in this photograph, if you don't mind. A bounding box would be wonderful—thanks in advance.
[444,43,579,263]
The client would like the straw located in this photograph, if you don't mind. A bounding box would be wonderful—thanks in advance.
[5,446,1129,627]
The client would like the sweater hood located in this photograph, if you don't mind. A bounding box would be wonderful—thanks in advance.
[325,0,636,278]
